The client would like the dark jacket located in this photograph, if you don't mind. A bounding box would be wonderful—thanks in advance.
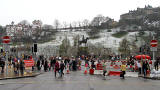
[60,63,65,70]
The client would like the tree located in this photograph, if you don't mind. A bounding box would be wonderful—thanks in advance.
[82,19,90,29]
[19,20,30,25]
[90,14,107,27]
[130,41,138,55]
[118,38,131,58]
[59,37,71,56]
[42,24,53,30]
[72,21,77,29]
[0,25,5,43]
[63,21,68,29]
[54,19,60,30]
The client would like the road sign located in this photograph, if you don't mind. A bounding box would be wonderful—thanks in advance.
[2,36,11,44]
[24,59,34,67]
[150,40,158,47]
[150,47,157,51]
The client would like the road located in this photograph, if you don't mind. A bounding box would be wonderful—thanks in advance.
[0,68,160,90]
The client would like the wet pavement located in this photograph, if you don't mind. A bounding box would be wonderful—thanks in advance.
[0,66,40,80]
[0,68,160,90]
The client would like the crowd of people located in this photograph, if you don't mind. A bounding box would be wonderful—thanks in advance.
[0,54,160,79]
[35,55,82,78]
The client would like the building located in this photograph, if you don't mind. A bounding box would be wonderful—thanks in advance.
[6,20,42,38]
[120,5,160,20]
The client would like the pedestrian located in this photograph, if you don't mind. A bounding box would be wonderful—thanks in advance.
[0,58,5,73]
[154,59,159,71]
[50,57,54,71]
[120,62,126,79]
[37,59,41,71]
[136,60,142,75]
[13,59,18,74]
[41,59,44,68]
[64,57,68,69]
[19,59,25,75]
[16,60,20,74]
[72,59,77,71]
[54,60,60,78]
[102,60,107,79]
[142,60,149,78]
[69,59,72,71]
[60,61,65,77]
[44,59,48,72]
[91,59,96,69]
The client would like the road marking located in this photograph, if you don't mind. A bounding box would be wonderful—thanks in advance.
[0,82,4,85]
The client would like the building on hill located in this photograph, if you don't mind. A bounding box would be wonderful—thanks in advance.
[120,5,160,20]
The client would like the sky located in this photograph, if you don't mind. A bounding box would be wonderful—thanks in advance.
[0,0,160,26]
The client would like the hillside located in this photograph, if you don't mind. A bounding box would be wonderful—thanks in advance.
[37,28,148,55]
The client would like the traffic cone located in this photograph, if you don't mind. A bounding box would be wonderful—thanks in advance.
[66,65,70,74]
[84,67,87,74]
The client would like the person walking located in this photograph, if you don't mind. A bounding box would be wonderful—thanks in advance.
[60,61,65,77]
[154,59,159,71]
[19,59,25,75]
[64,57,68,69]
[72,59,77,71]
[142,60,149,78]
[120,62,126,79]
[44,59,48,72]
[0,58,5,73]
[37,59,41,71]
[102,60,107,79]
[54,60,60,78]
[136,60,142,75]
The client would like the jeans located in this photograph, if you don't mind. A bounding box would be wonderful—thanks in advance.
[143,69,147,77]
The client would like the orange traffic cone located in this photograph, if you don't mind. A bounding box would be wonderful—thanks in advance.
[84,67,87,74]
[66,65,70,74]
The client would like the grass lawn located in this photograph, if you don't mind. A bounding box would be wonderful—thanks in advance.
[112,31,128,38]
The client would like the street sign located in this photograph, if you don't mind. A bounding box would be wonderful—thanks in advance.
[2,36,11,44]
[24,59,34,67]
[150,47,157,51]
[150,40,158,47]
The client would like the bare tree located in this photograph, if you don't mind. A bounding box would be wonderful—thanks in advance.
[72,21,77,29]
[63,21,68,29]
[54,19,60,30]
[42,24,53,30]
[19,20,30,25]
[82,19,89,28]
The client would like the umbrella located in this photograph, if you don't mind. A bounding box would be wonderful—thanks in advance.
[135,55,151,60]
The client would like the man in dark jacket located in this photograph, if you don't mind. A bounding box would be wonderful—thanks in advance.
[0,58,5,73]
[142,60,149,77]
[72,59,77,71]
[44,59,48,72]
[19,59,25,75]
[37,59,41,71]
[60,61,65,77]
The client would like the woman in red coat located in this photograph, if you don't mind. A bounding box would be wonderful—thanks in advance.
[54,60,59,78]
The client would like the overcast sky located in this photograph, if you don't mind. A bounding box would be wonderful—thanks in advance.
[0,0,160,26]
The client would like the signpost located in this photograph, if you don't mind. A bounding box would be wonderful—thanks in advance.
[2,36,11,76]
[2,36,11,44]
[150,38,158,69]
[150,40,158,47]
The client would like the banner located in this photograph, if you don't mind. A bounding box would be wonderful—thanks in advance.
[24,59,34,67]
